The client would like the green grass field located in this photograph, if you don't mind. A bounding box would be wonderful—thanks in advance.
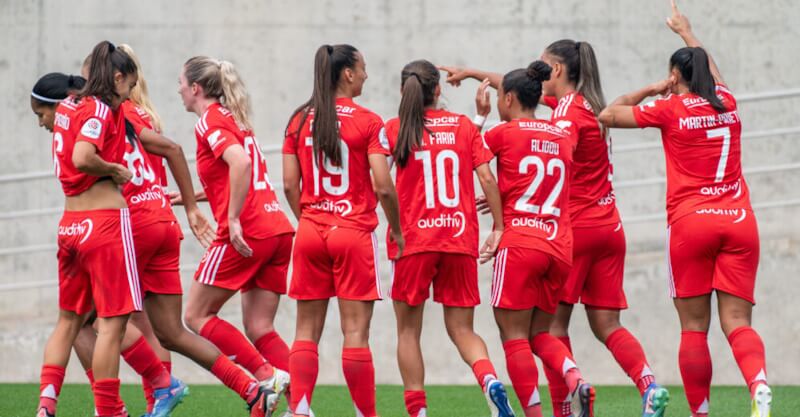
[1,383,794,417]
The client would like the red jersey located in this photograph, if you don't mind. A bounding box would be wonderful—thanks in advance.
[632,84,750,224]
[52,96,126,196]
[385,109,494,258]
[484,118,575,264]
[283,97,390,231]
[195,103,293,241]
[544,93,620,227]
[121,100,168,188]
[119,116,176,228]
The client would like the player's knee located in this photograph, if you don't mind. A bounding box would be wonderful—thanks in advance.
[243,320,273,342]
[183,309,206,333]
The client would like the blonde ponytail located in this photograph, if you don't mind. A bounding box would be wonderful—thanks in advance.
[218,61,253,131]
[117,44,163,132]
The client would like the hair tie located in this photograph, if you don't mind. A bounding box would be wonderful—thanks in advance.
[326,45,334,55]
[108,42,116,52]
[410,73,422,83]
[31,91,61,103]
[575,41,581,50]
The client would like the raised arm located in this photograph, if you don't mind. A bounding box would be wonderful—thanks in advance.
[438,65,503,89]
[666,0,724,85]
[599,80,671,128]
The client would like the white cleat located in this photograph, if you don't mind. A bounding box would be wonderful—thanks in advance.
[751,383,772,417]
[260,368,291,415]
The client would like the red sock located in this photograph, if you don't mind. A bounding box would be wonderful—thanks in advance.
[289,341,318,415]
[210,354,259,402]
[727,326,768,397]
[38,364,65,414]
[142,376,155,413]
[531,333,577,417]
[403,390,427,417]
[255,331,291,371]
[342,347,377,417]
[121,336,171,390]
[471,358,497,390]
[200,316,273,380]
[163,361,172,374]
[85,368,95,386]
[93,378,124,417]
[679,331,712,416]
[605,327,655,395]
[503,339,542,417]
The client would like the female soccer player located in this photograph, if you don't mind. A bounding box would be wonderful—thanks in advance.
[283,44,403,417]
[37,40,138,417]
[386,59,514,417]
[598,2,771,417]
[481,61,595,417]
[442,40,668,417]
[179,56,294,416]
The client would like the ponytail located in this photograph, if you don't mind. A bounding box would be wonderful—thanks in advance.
[31,72,86,107]
[117,44,163,132]
[670,47,726,112]
[77,40,137,106]
[501,61,552,110]
[395,60,439,167]
[219,61,253,131]
[287,44,359,167]
[545,39,607,116]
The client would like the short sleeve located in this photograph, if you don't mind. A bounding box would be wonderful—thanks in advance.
[203,127,239,159]
[482,123,504,155]
[366,116,390,156]
[632,96,674,129]
[715,84,737,108]
[542,95,558,109]
[283,114,302,155]
[466,119,494,167]
[75,104,114,151]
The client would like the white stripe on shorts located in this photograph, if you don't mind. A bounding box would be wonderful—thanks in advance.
[371,232,382,299]
[491,248,508,307]
[120,208,142,311]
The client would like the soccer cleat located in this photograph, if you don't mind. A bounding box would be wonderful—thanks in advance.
[484,379,516,417]
[278,409,315,417]
[751,383,772,417]
[570,382,595,417]
[258,369,291,415]
[150,376,189,417]
[249,384,281,417]
[36,407,55,417]
[642,384,670,417]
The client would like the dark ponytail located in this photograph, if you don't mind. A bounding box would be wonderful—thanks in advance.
[31,73,86,107]
[287,44,359,167]
[670,47,726,112]
[77,40,137,106]
[501,60,552,110]
[395,60,439,167]
[545,39,607,115]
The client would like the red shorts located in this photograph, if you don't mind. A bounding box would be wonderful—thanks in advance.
[57,209,142,317]
[559,222,627,309]
[491,247,569,313]
[133,220,183,295]
[289,219,381,301]
[668,209,759,303]
[194,233,293,293]
[391,252,479,307]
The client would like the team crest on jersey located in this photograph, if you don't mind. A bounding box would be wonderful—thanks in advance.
[555,120,573,130]
[80,118,103,139]
[379,127,390,151]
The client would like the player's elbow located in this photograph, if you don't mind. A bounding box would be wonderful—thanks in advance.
[598,108,614,126]
[374,183,396,201]
[72,152,92,172]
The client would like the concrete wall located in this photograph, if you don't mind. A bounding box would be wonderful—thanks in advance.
[1,0,799,386]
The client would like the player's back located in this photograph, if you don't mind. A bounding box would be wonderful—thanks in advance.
[484,118,575,263]
[284,97,389,231]
[385,109,492,258]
